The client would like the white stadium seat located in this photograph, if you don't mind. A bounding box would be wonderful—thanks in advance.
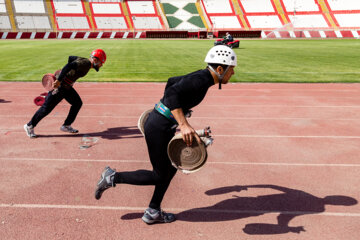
[282,0,320,12]
[289,14,329,28]
[0,16,11,29]
[247,15,283,29]
[334,13,360,28]
[132,16,162,29]
[127,1,155,14]
[210,16,242,29]
[13,0,46,14]
[92,3,122,14]
[202,0,232,13]
[95,17,128,29]
[240,0,275,13]
[52,0,84,14]
[16,16,51,29]
[0,0,6,13]
[326,0,360,11]
[56,16,89,29]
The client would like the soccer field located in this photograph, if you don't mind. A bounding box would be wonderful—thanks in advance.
[0,39,359,83]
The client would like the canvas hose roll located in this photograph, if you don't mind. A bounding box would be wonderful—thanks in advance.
[33,92,48,106]
[41,69,61,94]
[137,108,153,136]
[168,127,213,174]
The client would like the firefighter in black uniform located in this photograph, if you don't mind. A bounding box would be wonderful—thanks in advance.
[24,49,106,138]
[95,45,237,224]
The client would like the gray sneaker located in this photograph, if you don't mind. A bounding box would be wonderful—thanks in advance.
[60,125,78,133]
[142,208,176,224]
[24,124,37,138]
[95,166,116,200]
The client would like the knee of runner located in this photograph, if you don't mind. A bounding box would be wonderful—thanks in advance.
[74,100,82,109]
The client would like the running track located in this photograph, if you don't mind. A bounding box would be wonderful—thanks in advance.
[0,82,359,240]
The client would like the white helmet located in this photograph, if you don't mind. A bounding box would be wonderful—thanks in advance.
[204,45,237,67]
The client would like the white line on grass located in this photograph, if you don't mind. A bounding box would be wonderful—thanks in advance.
[0,203,359,217]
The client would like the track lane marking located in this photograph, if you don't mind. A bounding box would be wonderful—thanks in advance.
[0,203,359,217]
[1,157,360,167]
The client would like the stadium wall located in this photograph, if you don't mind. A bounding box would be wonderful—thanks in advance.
[0,0,360,39]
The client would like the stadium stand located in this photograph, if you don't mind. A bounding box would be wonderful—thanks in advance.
[89,1,129,30]
[161,0,205,30]
[126,0,165,30]
[327,0,360,29]
[0,0,12,31]
[52,0,90,30]
[1,0,360,39]
[238,0,284,30]
[280,0,330,29]
[201,0,242,29]
[7,0,52,31]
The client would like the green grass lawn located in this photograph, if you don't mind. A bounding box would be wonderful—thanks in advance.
[0,39,359,83]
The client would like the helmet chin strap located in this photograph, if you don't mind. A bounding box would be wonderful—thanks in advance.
[208,65,230,90]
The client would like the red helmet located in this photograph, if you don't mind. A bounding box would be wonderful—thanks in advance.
[91,49,106,64]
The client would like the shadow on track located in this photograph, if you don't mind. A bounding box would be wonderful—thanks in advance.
[121,184,357,235]
[177,185,357,235]
[38,126,142,140]
[0,99,12,103]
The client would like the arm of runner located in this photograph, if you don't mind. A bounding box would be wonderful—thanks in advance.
[53,80,61,88]
[53,61,78,89]
[171,108,201,147]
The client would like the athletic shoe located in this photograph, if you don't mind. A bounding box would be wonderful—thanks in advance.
[60,125,78,133]
[142,208,176,224]
[24,124,37,138]
[95,166,116,200]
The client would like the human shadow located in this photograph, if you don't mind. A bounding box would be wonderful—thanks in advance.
[38,126,143,140]
[174,185,357,235]
[0,99,11,103]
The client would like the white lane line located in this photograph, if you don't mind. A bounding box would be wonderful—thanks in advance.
[3,104,360,108]
[0,157,147,163]
[215,135,360,139]
[0,203,359,217]
[2,131,360,139]
[3,94,360,98]
[1,88,359,92]
[1,157,360,167]
[211,162,360,168]
[1,115,360,121]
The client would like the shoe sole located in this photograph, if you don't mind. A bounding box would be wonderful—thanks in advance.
[142,217,155,224]
[142,215,175,224]
[60,129,78,134]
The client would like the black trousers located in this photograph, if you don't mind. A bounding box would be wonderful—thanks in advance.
[28,87,82,127]
[114,110,177,210]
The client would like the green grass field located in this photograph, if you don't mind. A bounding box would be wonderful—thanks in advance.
[0,39,359,83]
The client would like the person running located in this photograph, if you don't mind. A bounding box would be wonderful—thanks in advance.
[24,49,106,138]
[94,45,237,224]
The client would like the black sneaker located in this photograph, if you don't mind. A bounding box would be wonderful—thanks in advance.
[142,207,176,224]
[94,166,116,200]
